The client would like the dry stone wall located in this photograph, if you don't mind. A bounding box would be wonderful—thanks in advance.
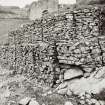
[1,6,105,86]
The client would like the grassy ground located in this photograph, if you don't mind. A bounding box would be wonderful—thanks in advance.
[0,67,68,105]
[0,18,31,44]
[0,18,69,105]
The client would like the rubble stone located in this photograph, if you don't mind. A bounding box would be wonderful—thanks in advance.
[1,6,105,86]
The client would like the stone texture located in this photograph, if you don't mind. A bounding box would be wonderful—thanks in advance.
[64,101,74,105]
[55,82,68,91]
[29,98,39,105]
[19,97,31,105]
[56,67,105,96]
[91,99,101,105]
[66,89,72,96]
[57,88,67,95]
[93,67,105,79]
[1,6,105,87]
[64,68,83,80]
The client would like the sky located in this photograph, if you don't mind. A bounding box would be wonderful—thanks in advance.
[0,0,76,8]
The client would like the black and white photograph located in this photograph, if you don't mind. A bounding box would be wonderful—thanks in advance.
[0,0,105,105]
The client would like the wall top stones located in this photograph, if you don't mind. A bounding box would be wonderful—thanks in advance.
[8,5,105,46]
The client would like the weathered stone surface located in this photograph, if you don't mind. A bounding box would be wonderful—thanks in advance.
[91,99,101,105]
[93,67,105,79]
[57,88,67,95]
[64,101,74,105]
[55,82,68,91]
[66,89,72,96]
[19,97,31,105]
[82,66,94,73]
[59,67,105,95]
[29,98,39,105]
[64,68,83,80]
[1,6,105,86]
[83,72,90,78]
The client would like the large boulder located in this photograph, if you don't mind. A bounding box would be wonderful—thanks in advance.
[67,67,105,95]
[64,68,83,80]
[56,66,105,96]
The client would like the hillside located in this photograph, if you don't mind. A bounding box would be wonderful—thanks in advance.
[76,0,105,5]
[0,19,31,44]
[0,5,31,44]
[0,6,28,19]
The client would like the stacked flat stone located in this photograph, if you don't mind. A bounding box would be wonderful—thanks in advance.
[0,6,105,86]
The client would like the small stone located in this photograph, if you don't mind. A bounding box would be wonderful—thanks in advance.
[67,89,72,96]
[55,82,67,91]
[59,74,64,80]
[85,98,93,105]
[83,67,93,73]
[84,73,90,78]
[3,89,10,98]
[65,101,73,105]
[55,67,60,72]
[57,88,67,95]
[91,99,100,105]
[80,100,85,105]
[29,98,39,105]
[85,93,91,99]
[94,67,105,78]
[19,97,31,105]
[43,90,52,96]
[80,95,85,100]
[56,80,61,84]
[47,90,52,95]
[42,93,47,97]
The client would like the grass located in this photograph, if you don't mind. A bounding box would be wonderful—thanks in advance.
[0,10,15,14]
[0,18,31,44]
[0,75,67,105]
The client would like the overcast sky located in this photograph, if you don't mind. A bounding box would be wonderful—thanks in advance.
[0,0,76,8]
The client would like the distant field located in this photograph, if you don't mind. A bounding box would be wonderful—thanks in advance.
[0,18,31,44]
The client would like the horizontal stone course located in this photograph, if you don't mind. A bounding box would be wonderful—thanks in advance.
[0,6,105,86]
